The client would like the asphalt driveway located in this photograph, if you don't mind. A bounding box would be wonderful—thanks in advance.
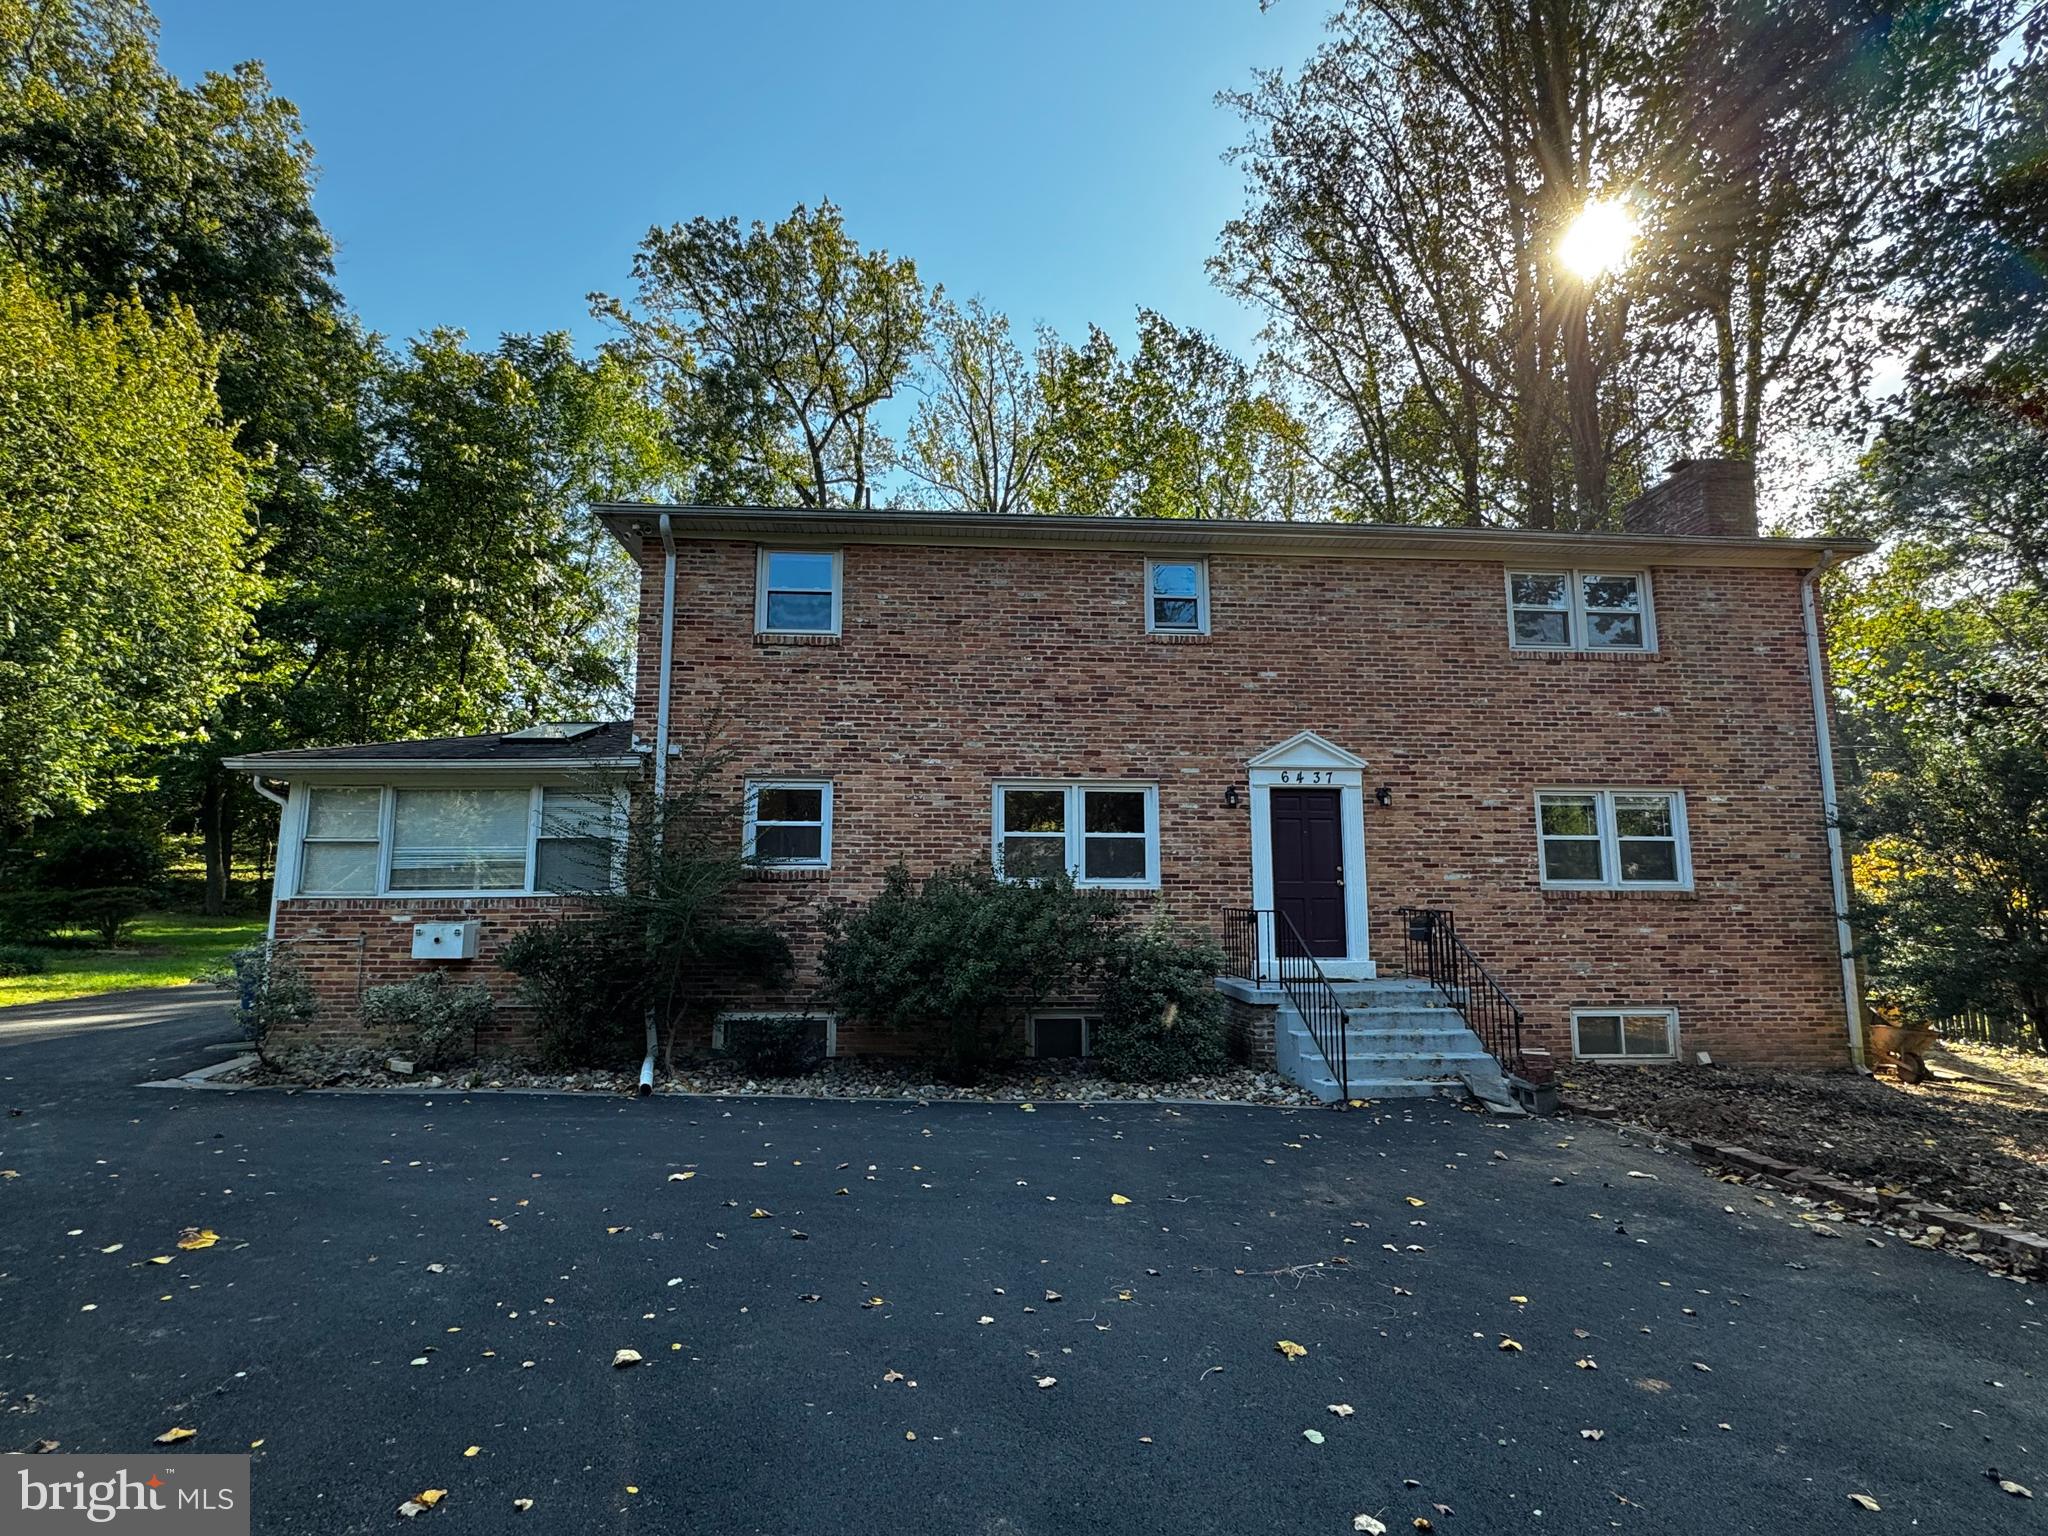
[0,993,2041,1535]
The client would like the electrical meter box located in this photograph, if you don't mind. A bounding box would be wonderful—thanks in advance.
[410,920,480,960]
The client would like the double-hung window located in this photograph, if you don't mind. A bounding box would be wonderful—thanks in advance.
[1535,789,1689,890]
[1506,570,1652,651]
[756,550,841,636]
[994,783,1158,888]
[744,781,832,869]
[294,784,624,896]
[1146,558,1208,633]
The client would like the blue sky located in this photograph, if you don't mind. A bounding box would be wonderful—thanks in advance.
[154,0,1330,361]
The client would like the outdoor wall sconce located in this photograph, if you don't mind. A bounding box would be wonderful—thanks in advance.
[1223,786,1241,809]
[1375,785,1393,807]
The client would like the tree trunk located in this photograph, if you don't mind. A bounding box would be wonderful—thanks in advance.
[200,769,229,917]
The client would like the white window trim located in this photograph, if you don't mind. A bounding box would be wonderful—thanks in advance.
[291,783,627,900]
[1028,1011,1099,1059]
[1504,568,1656,653]
[1571,1007,1680,1063]
[743,779,834,870]
[992,781,1160,890]
[712,1012,838,1058]
[755,547,843,637]
[1144,557,1210,635]
[1534,788,1692,892]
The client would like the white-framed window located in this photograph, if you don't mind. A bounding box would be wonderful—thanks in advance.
[712,1012,838,1059]
[1029,1012,1100,1059]
[1572,1008,1678,1062]
[293,784,625,898]
[1505,569,1653,651]
[993,782,1159,888]
[1146,558,1209,634]
[755,549,842,636]
[1534,789,1690,890]
[743,780,832,868]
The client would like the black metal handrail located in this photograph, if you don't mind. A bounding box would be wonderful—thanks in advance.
[1395,907,1525,1078]
[1221,907,1350,1101]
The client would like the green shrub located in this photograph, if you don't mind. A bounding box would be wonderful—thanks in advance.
[821,863,1120,1077]
[1093,920,1229,1081]
[0,943,47,977]
[499,919,650,1069]
[64,887,149,947]
[717,1014,827,1076]
[30,820,168,891]
[0,890,70,945]
[214,944,316,1061]
[359,973,494,1069]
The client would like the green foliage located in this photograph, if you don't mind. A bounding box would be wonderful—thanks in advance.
[0,890,72,944]
[0,270,257,825]
[716,1015,826,1077]
[21,817,168,890]
[217,942,315,1061]
[0,942,46,976]
[1033,309,1319,520]
[820,863,1121,1077]
[1093,920,1230,1082]
[902,294,1044,514]
[358,972,494,1069]
[63,887,148,947]
[498,918,649,1070]
[595,200,926,508]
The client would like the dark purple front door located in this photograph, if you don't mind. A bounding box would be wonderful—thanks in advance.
[1270,788,1345,958]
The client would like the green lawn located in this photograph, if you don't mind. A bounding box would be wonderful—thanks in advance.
[0,912,266,1009]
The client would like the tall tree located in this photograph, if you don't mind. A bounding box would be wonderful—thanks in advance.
[593,201,927,509]
[902,293,1046,514]
[0,269,255,827]
[1033,309,1322,520]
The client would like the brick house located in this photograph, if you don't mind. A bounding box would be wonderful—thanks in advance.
[228,459,1873,1096]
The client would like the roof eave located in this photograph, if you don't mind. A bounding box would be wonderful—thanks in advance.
[223,755,642,774]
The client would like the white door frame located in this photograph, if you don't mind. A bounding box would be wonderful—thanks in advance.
[1247,731,1376,979]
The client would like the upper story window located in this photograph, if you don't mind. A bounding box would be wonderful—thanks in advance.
[1535,789,1690,890]
[295,784,624,897]
[756,549,842,636]
[1506,570,1652,651]
[1146,559,1209,634]
[744,780,832,869]
[994,782,1159,888]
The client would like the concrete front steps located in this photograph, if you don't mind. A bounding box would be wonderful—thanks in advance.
[1273,978,1512,1105]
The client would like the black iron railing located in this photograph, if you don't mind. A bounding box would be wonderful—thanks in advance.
[1222,907,1350,1101]
[1395,907,1525,1077]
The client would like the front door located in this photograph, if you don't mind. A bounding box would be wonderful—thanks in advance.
[1270,788,1346,958]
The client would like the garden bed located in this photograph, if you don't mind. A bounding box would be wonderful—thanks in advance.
[215,1050,1322,1107]
[1564,1040,2048,1233]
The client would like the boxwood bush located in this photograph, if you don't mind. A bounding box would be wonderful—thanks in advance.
[1092,920,1229,1081]
[358,973,495,1070]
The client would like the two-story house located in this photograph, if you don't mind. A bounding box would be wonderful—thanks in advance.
[228,459,1872,1097]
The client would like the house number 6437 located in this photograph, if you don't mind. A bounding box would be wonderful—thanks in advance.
[1278,770,1333,785]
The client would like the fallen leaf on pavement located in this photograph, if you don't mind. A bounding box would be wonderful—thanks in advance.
[883,1370,905,1383]
[1110,1194,1132,1205]
[463,1446,479,1458]
[668,1172,695,1181]
[1999,1481,2033,1498]
[1328,1403,1355,1417]
[1581,1429,1604,1440]
[1508,1294,1528,1304]
[1404,1197,1426,1207]
[1353,1518,1387,1535]
[612,1349,643,1368]
[1498,1337,1522,1352]
[176,1228,219,1251]
[1036,1376,1057,1389]
[512,1498,533,1513]
[978,1316,994,1325]
[749,1208,771,1219]
[1575,1357,1598,1370]
[863,1296,885,1308]
[1847,1493,1881,1511]
[154,1427,196,1445]
[1303,1428,1325,1444]
[1275,1340,1307,1360]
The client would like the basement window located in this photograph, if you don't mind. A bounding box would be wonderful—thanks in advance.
[1029,1013,1099,1059]
[1572,1009,1678,1062]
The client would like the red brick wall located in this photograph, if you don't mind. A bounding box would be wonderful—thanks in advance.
[630,534,1851,1068]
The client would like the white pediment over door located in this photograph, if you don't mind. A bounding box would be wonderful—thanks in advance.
[1247,730,1368,772]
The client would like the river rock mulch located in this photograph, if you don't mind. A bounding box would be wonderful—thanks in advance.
[216,1049,1323,1107]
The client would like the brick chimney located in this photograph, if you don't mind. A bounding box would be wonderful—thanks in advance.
[1622,458,1757,539]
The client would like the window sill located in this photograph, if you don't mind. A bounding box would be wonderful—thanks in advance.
[755,631,840,648]
[1509,647,1661,662]
[1571,1054,1678,1065]
[1541,887,1697,902]
[1144,631,1211,643]
[743,866,831,882]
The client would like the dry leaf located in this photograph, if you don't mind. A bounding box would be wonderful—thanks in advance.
[863,1296,885,1308]
[1354,1518,1388,1535]
[883,1370,904,1383]
[904,1431,917,1441]
[2000,1481,2033,1498]
[409,1357,429,1367]
[668,1172,695,1181]
[1328,1403,1356,1417]
[147,1256,171,1265]
[1575,1357,1598,1370]
[1405,1197,1427,1207]
[176,1228,219,1251]
[977,1315,994,1325]
[99,1243,123,1254]
[1581,1429,1605,1440]
[154,1427,196,1445]
[1044,1290,1063,1302]
[1036,1376,1057,1389]
[1275,1339,1308,1360]
[512,1498,534,1513]
[1847,1493,1881,1511]
[1508,1294,1528,1304]
[1498,1337,1522,1352]
[1414,1520,1434,1532]
[463,1446,480,1458]
[612,1348,643,1368]
[1691,1361,1713,1373]
[1303,1428,1325,1444]
[749,1208,772,1219]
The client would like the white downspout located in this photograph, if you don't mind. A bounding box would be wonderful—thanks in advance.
[1800,553,1866,1068]
[640,514,679,1096]
[247,774,288,940]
